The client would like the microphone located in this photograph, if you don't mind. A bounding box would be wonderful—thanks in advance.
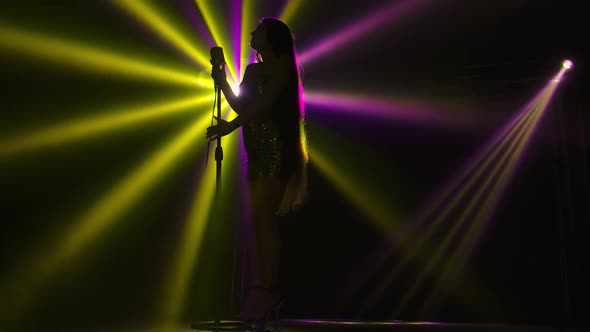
[210,46,226,70]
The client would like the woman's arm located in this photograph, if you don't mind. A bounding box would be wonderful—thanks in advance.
[213,63,260,114]
[211,63,248,114]
[206,59,291,140]
[211,57,291,132]
[218,80,245,114]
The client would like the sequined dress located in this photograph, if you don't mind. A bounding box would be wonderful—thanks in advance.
[240,74,285,180]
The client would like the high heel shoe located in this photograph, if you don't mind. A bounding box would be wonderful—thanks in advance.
[235,285,284,323]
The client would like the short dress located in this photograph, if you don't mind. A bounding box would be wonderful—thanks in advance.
[240,74,285,181]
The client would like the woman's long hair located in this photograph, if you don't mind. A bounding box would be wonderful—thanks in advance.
[257,17,308,215]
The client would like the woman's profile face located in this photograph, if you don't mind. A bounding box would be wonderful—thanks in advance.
[250,23,268,51]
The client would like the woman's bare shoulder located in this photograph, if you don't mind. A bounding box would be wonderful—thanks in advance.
[243,63,263,80]
[245,63,262,73]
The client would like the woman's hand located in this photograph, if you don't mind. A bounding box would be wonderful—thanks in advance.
[206,116,235,140]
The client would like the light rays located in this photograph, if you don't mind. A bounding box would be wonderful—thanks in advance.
[231,0,244,81]
[312,151,395,233]
[1,113,214,318]
[113,0,211,70]
[351,66,569,317]
[390,102,539,315]
[158,107,234,330]
[279,0,304,25]
[194,0,239,82]
[305,90,480,128]
[299,0,425,65]
[0,94,214,157]
[158,153,217,330]
[310,126,400,235]
[1,0,307,325]
[0,0,574,324]
[386,67,567,316]
[0,23,200,86]
[416,80,563,316]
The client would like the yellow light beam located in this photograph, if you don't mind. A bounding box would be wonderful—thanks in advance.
[113,0,211,70]
[279,0,304,26]
[194,0,239,82]
[0,23,199,86]
[1,113,213,319]
[310,149,399,235]
[159,107,236,329]
[197,75,216,89]
[0,94,214,157]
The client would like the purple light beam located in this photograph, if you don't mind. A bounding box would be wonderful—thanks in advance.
[305,91,484,129]
[232,0,242,78]
[299,0,426,65]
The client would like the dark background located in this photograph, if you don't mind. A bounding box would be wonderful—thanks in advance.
[1,0,588,330]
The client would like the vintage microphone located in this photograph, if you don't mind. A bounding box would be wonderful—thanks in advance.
[210,46,226,72]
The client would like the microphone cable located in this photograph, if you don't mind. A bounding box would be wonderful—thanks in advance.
[204,85,218,169]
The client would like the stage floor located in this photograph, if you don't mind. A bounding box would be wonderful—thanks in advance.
[188,319,586,332]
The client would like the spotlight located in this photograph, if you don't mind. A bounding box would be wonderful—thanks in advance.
[562,59,573,70]
[230,82,240,96]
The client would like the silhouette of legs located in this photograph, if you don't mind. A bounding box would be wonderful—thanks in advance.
[249,176,285,289]
[238,177,285,320]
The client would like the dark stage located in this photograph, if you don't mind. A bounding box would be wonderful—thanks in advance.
[0,1,588,331]
[193,319,587,332]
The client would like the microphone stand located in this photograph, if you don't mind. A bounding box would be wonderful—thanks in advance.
[208,75,225,323]
[192,52,241,329]
[213,74,239,321]
[214,80,223,196]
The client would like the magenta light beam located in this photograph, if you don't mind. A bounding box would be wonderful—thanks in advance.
[232,0,242,78]
[299,0,425,65]
[305,91,484,129]
[410,66,570,315]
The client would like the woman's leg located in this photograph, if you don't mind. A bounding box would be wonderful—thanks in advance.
[236,177,285,319]
[249,177,286,289]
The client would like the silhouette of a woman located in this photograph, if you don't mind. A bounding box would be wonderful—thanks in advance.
[206,17,308,321]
